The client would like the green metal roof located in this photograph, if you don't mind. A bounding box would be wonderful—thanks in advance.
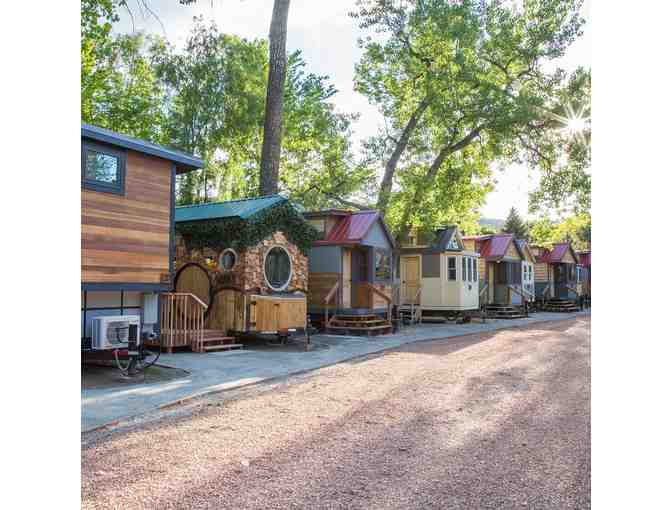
[175,195,288,222]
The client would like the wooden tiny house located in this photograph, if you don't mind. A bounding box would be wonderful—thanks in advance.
[462,234,534,317]
[174,195,316,344]
[530,242,582,307]
[305,210,396,335]
[81,124,203,349]
[399,226,480,320]
[577,250,591,300]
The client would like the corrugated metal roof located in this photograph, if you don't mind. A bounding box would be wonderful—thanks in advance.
[479,234,514,259]
[578,251,591,267]
[535,243,577,264]
[313,210,395,246]
[175,195,287,222]
[82,123,203,172]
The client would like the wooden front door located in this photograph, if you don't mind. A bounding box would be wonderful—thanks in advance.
[402,256,421,304]
[342,248,352,308]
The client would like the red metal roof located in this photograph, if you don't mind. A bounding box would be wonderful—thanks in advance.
[314,210,384,246]
[479,234,515,259]
[578,251,591,267]
[535,243,576,264]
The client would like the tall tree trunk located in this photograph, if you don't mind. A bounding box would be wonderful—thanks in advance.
[259,0,291,196]
[376,97,430,216]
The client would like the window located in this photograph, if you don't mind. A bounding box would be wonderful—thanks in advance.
[264,246,292,291]
[467,257,472,282]
[81,141,126,195]
[447,257,456,281]
[219,249,237,271]
[474,259,478,282]
[462,257,467,281]
[375,250,391,280]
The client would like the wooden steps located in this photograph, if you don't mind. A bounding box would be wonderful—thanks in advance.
[198,329,241,352]
[327,314,393,336]
[485,304,526,319]
[543,299,581,313]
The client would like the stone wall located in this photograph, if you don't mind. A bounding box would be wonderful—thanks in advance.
[174,231,308,294]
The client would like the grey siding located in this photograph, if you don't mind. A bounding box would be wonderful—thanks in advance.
[308,245,341,273]
[362,221,392,249]
[422,253,441,278]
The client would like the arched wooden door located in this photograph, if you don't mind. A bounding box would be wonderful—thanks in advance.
[175,264,212,308]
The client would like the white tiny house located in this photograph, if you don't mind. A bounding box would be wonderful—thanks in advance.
[399,226,480,318]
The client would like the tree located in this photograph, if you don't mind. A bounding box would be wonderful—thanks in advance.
[529,67,591,214]
[528,213,591,250]
[501,207,528,239]
[351,0,586,240]
[259,0,291,195]
[151,20,268,204]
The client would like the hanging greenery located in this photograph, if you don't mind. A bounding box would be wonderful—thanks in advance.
[176,201,319,256]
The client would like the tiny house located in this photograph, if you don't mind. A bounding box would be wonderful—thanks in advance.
[81,124,203,349]
[304,209,396,334]
[399,226,480,319]
[530,242,581,302]
[174,195,317,343]
[516,239,536,301]
[577,250,591,299]
[462,234,531,307]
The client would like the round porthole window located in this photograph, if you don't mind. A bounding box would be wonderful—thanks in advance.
[264,246,292,291]
[219,249,237,271]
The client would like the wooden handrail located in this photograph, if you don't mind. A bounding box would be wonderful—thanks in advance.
[167,292,208,310]
[564,285,579,297]
[160,292,206,353]
[324,280,340,305]
[365,282,395,322]
[324,280,340,328]
[366,282,392,304]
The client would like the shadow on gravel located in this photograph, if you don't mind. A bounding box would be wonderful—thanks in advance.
[83,319,590,510]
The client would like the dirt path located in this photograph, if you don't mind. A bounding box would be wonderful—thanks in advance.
[82,317,590,510]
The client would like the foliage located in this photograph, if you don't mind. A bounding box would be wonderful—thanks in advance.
[351,0,587,239]
[528,213,591,250]
[528,67,591,213]
[176,201,320,256]
[81,0,118,123]
[151,19,269,204]
[501,207,528,239]
[147,20,359,208]
[82,2,165,140]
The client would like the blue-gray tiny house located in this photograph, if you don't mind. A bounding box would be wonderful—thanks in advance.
[304,210,396,333]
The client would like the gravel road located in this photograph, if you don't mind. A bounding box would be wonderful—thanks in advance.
[82,316,590,510]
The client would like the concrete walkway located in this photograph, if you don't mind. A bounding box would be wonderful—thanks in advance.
[81,310,590,431]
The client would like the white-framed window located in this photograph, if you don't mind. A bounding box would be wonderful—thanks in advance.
[263,246,292,291]
[447,257,456,281]
[467,257,472,282]
[219,248,237,271]
[462,257,467,281]
[474,259,479,281]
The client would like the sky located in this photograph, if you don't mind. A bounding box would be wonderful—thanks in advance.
[116,0,591,220]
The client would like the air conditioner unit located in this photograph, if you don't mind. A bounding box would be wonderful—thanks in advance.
[91,315,141,350]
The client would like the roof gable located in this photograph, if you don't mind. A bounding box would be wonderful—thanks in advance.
[82,123,203,173]
[314,210,395,247]
[479,234,521,260]
[175,195,287,222]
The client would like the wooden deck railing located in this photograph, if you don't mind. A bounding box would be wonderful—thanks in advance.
[366,282,394,322]
[323,280,340,327]
[160,292,208,353]
[507,285,533,316]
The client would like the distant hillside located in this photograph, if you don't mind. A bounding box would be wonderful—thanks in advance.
[478,217,505,230]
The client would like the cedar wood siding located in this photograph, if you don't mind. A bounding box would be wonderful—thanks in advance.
[82,150,172,285]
